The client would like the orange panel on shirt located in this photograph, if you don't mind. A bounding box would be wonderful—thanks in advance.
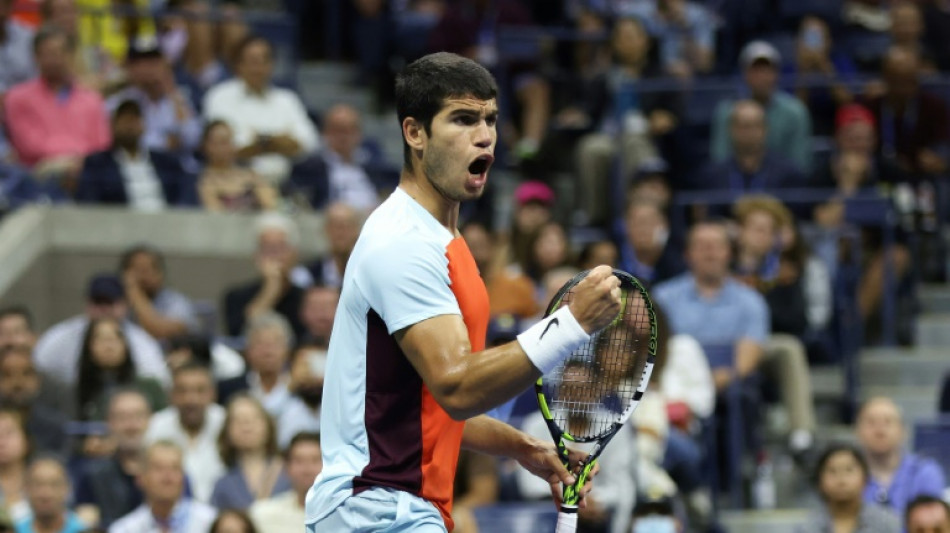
[419,237,490,530]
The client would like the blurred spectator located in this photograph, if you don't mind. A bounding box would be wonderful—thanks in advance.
[890,1,937,72]
[296,285,338,353]
[223,213,307,338]
[73,389,151,528]
[699,100,805,192]
[796,443,900,533]
[33,273,168,387]
[507,181,554,275]
[218,312,294,418]
[0,409,31,523]
[460,220,538,320]
[0,347,69,458]
[856,397,947,516]
[165,334,245,383]
[208,509,256,533]
[74,0,155,66]
[791,15,857,136]
[198,120,278,213]
[248,432,321,533]
[523,221,572,289]
[303,202,363,289]
[577,239,619,270]
[629,491,681,533]
[626,162,673,210]
[865,47,950,178]
[203,35,320,185]
[210,394,290,510]
[143,361,225,504]
[120,245,200,342]
[173,0,248,102]
[711,41,812,172]
[75,317,167,420]
[905,495,950,532]
[15,458,86,533]
[0,307,33,352]
[624,0,717,77]
[4,25,110,186]
[107,38,201,159]
[452,450,496,533]
[75,100,197,209]
[40,0,118,91]
[813,104,899,189]
[0,0,35,95]
[620,199,684,286]
[108,441,217,533]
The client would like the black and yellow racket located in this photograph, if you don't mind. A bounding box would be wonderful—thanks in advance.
[535,269,657,533]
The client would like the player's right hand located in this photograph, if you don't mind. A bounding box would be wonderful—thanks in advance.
[568,265,621,334]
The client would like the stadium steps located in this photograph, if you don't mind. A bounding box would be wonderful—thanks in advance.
[917,283,950,314]
[297,62,374,117]
[914,312,950,347]
[720,509,811,533]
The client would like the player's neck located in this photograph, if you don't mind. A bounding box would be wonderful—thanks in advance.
[399,171,459,233]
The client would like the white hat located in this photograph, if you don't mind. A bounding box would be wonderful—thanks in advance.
[740,40,781,68]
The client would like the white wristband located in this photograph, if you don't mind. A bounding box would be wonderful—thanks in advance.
[517,306,591,375]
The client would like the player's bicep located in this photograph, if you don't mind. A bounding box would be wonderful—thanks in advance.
[394,314,471,398]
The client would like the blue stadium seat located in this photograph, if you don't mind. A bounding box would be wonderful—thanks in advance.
[913,418,950,479]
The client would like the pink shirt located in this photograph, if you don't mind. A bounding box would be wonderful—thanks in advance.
[4,78,111,167]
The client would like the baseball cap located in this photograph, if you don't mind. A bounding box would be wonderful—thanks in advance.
[740,40,781,68]
[87,274,124,304]
[126,36,163,62]
[514,181,555,208]
[836,104,876,131]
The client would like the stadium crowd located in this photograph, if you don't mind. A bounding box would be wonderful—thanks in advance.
[0,0,949,532]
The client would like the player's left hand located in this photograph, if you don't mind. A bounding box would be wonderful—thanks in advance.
[515,439,599,508]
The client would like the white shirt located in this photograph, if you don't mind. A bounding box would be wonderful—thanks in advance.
[249,491,304,533]
[248,371,293,418]
[108,499,217,533]
[659,334,715,419]
[203,79,320,184]
[115,149,167,211]
[33,315,170,386]
[143,405,227,503]
[323,150,379,212]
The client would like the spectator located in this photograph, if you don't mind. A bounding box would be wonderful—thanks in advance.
[624,0,717,77]
[791,15,857,136]
[4,25,110,184]
[0,307,34,352]
[796,443,900,533]
[33,273,168,387]
[890,1,937,72]
[629,491,681,533]
[865,47,950,178]
[698,100,805,193]
[164,334,245,383]
[106,38,201,159]
[203,35,320,185]
[108,441,217,533]
[523,221,572,289]
[120,245,200,342]
[813,104,899,189]
[577,239,620,271]
[856,397,947,516]
[15,458,86,533]
[208,510,256,533]
[0,409,30,523]
[248,432,321,533]
[223,214,307,338]
[198,120,278,213]
[210,395,290,510]
[0,347,69,457]
[460,220,538,320]
[711,41,812,171]
[143,361,225,504]
[508,181,555,273]
[905,495,950,533]
[75,100,197,209]
[173,0,247,102]
[75,317,167,420]
[218,312,294,418]
[40,0,118,92]
[296,285,338,353]
[626,162,673,211]
[303,202,362,289]
[74,389,152,529]
[620,199,685,286]
[0,0,35,95]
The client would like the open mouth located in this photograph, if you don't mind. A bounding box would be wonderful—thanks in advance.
[468,155,494,175]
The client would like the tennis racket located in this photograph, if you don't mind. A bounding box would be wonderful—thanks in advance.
[535,269,657,533]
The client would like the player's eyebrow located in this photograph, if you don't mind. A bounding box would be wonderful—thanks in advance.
[448,107,499,120]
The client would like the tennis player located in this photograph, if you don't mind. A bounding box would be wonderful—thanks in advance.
[306,52,621,532]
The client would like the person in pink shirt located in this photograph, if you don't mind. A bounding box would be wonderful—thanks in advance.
[3,24,110,188]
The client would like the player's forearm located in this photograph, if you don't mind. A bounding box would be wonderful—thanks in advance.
[461,414,536,458]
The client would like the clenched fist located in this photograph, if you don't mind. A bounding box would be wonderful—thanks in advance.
[568,265,622,334]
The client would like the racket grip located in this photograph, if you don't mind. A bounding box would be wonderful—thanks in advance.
[556,505,578,533]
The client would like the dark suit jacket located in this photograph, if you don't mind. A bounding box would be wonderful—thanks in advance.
[75,149,198,206]
[74,456,143,527]
[283,145,398,210]
[222,279,306,338]
[693,151,805,193]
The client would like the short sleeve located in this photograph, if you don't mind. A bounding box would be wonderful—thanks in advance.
[357,236,461,334]
[915,458,947,497]
[741,290,771,345]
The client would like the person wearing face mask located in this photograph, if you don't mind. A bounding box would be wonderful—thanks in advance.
[629,491,681,533]
[619,198,684,287]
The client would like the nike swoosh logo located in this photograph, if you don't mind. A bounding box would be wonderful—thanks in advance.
[540,317,559,340]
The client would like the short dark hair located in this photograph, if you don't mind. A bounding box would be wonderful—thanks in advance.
[113,99,143,121]
[905,495,950,526]
[286,431,321,459]
[168,335,213,367]
[232,34,271,67]
[119,244,165,272]
[814,443,870,490]
[395,52,498,170]
[171,358,213,382]
[32,24,72,54]
[0,306,33,332]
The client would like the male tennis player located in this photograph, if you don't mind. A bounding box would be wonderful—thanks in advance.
[306,52,622,532]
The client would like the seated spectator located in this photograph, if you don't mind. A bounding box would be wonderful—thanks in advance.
[218,312,294,417]
[210,394,290,510]
[711,41,812,172]
[75,317,167,420]
[143,362,225,504]
[0,347,69,457]
[620,199,684,286]
[198,120,278,213]
[856,397,946,516]
[624,0,717,77]
[0,307,33,352]
[40,0,118,91]
[791,15,857,136]
[889,1,937,73]
[905,495,950,532]
[34,273,168,387]
[630,491,680,533]
[74,389,152,529]
[796,443,900,533]
[108,441,217,533]
[209,510,256,533]
[461,220,538,320]
[0,0,35,95]
[106,38,202,160]
[172,0,247,104]
[223,214,307,338]
[302,202,363,289]
[75,100,197,209]
[15,458,86,533]
[296,285,337,353]
[813,104,900,189]
[165,334,245,382]
[249,432,321,533]
[0,408,29,523]
[203,35,320,185]
[120,245,200,342]
[626,161,673,211]
[577,239,619,271]
[4,25,110,186]
[523,221,572,293]
[507,181,555,272]
[697,100,805,193]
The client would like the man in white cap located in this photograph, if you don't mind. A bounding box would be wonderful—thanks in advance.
[710,40,812,172]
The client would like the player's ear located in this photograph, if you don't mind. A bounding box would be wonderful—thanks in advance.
[403,117,426,155]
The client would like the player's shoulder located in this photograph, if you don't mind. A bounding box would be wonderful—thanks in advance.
[356,189,453,255]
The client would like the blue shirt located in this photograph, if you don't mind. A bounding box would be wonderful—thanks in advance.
[15,512,86,533]
[621,1,718,72]
[863,453,947,515]
[652,273,770,369]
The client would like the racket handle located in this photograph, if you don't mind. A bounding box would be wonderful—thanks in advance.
[555,505,578,533]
